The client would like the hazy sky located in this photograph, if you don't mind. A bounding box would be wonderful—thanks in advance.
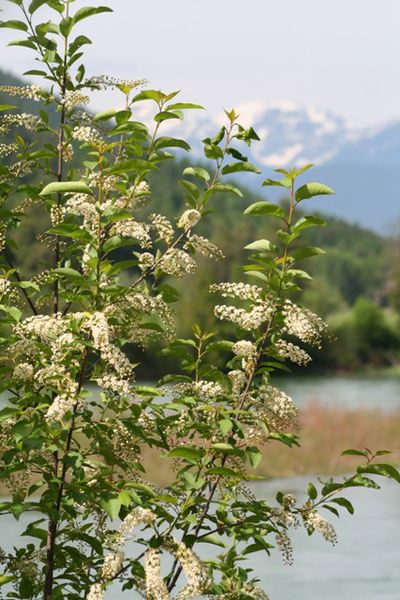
[0,0,399,127]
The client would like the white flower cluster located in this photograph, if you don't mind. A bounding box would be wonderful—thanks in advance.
[87,507,156,599]
[158,249,197,278]
[12,362,34,382]
[0,278,11,297]
[85,75,146,91]
[210,282,263,302]
[138,252,155,271]
[150,214,174,243]
[232,340,257,358]
[84,311,133,383]
[0,84,42,100]
[175,541,211,599]
[58,141,74,163]
[115,507,155,546]
[61,91,89,110]
[100,549,124,580]
[275,530,294,566]
[113,219,151,247]
[185,234,225,260]
[214,303,272,331]
[282,301,328,348]
[228,369,246,396]
[144,549,170,600]
[242,585,270,599]
[259,384,298,430]
[0,113,41,132]
[87,583,105,600]
[65,193,97,232]
[275,339,311,366]
[50,205,64,227]
[14,314,66,344]
[193,380,224,401]
[177,209,201,230]
[305,511,337,544]
[72,125,102,144]
[0,143,17,157]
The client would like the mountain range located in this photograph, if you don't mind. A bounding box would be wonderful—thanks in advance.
[1,65,399,233]
[162,100,400,234]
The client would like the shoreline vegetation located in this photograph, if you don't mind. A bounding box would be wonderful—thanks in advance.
[139,402,400,487]
[0,401,398,496]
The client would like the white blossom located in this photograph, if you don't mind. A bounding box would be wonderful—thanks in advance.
[305,511,337,544]
[214,303,272,331]
[185,234,225,260]
[100,550,124,580]
[174,541,211,599]
[177,209,201,230]
[150,214,174,243]
[275,339,311,365]
[282,300,328,348]
[87,583,105,600]
[158,249,197,278]
[210,282,263,302]
[144,549,170,600]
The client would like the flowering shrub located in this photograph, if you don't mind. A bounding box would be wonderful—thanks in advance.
[0,2,399,599]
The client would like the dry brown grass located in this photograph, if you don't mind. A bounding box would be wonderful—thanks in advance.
[255,402,400,478]
[141,403,400,485]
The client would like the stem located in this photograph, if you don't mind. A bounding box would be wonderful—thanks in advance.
[4,250,38,315]
[43,350,88,599]
[43,4,71,597]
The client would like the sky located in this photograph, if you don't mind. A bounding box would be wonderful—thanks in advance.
[0,0,399,128]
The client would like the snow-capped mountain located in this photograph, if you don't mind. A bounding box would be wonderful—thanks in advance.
[160,101,400,234]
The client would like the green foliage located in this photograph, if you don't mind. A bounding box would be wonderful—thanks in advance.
[0,3,398,600]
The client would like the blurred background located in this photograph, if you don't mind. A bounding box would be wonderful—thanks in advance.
[0,1,399,598]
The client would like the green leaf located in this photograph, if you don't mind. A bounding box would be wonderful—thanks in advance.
[48,223,91,241]
[168,447,202,461]
[219,418,233,435]
[166,102,204,110]
[212,183,243,197]
[246,447,262,468]
[295,182,335,202]
[308,482,318,500]
[94,108,117,121]
[0,574,15,586]
[358,463,400,484]
[101,497,121,520]
[154,111,183,123]
[106,158,155,175]
[244,202,284,218]
[40,181,92,196]
[71,6,113,25]
[0,20,28,31]
[206,467,241,478]
[221,161,261,175]
[0,104,17,112]
[183,167,210,182]
[244,239,276,253]
[331,497,354,514]
[292,216,326,232]
[154,137,191,152]
[198,534,225,547]
[292,246,325,261]
[341,449,369,457]
[262,177,291,189]
[131,90,164,103]
[53,267,86,282]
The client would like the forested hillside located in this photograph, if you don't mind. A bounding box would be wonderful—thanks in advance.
[1,69,399,372]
